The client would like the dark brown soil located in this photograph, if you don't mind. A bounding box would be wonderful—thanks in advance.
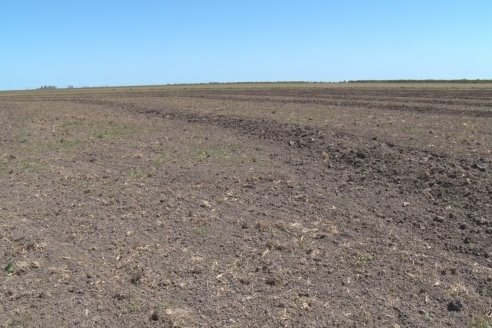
[0,84,491,327]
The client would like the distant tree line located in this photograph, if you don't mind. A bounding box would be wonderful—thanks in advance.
[347,79,492,84]
[38,85,57,90]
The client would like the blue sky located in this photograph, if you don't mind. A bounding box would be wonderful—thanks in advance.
[1,1,491,90]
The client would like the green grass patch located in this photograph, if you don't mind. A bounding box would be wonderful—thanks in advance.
[192,144,243,162]
[195,150,211,161]
[193,226,208,237]
[57,119,139,141]
[89,121,139,140]
[153,152,169,166]
[0,157,9,176]
[20,159,48,173]
[470,316,492,328]
[129,170,147,179]
[4,312,34,328]
[21,138,82,157]
[119,301,141,314]
[356,254,373,265]
[57,119,87,129]
[20,119,140,158]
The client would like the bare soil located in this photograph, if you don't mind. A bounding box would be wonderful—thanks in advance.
[0,84,491,327]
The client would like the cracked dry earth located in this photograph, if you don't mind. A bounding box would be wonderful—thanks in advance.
[0,84,491,327]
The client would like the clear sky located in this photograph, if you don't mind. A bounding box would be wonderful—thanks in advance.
[1,1,491,90]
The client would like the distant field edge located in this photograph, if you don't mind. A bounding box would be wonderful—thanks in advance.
[348,79,492,84]
[2,80,492,94]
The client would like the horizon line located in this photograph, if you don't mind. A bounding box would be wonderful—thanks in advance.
[2,79,492,92]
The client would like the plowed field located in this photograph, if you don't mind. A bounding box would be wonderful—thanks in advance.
[1,83,491,327]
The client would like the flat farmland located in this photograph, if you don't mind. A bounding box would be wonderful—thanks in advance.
[0,83,491,327]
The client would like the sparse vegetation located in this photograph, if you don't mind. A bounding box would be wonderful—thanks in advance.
[470,316,492,328]
[0,156,9,176]
[57,119,139,141]
[195,149,210,161]
[120,301,142,314]
[19,159,48,173]
[192,144,244,162]
[0,83,490,327]
[128,169,146,179]
[153,152,169,166]
[356,254,373,265]
[4,262,15,276]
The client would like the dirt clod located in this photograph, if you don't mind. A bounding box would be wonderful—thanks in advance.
[447,300,463,312]
[150,311,159,321]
